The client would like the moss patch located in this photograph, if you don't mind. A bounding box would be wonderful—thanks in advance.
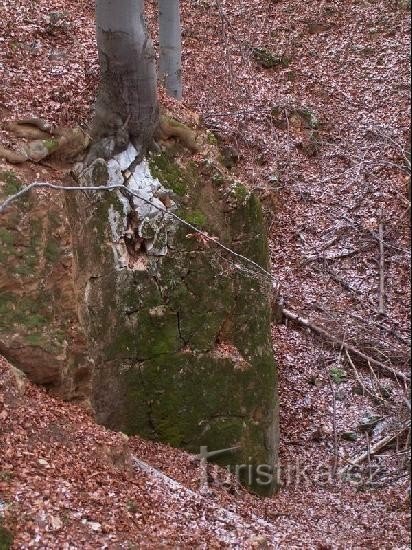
[43,138,59,153]
[178,209,207,228]
[0,170,22,199]
[252,47,291,69]
[105,309,180,361]
[0,228,14,247]
[0,521,12,550]
[0,186,82,392]
[207,131,219,145]
[0,294,48,331]
[45,237,61,263]
[149,151,190,196]
[231,181,250,204]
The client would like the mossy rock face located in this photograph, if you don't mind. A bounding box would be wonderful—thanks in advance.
[0,521,12,550]
[0,171,92,403]
[68,143,279,495]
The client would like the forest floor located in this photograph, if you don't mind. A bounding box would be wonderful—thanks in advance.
[0,0,411,548]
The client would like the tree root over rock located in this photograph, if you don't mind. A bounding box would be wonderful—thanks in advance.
[0,118,90,164]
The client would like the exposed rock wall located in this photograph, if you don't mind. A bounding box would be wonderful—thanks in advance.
[0,140,279,494]
[0,170,92,404]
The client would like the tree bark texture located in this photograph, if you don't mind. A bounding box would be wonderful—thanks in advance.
[92,0,159,154]
[158,0,182,100]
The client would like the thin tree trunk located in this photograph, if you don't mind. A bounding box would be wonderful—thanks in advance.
[158,0,182,100]
[91,0,159,157]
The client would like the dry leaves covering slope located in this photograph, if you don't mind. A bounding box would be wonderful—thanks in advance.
[0,353,409,548]
[0,0,411,548]
[0,357,286,548]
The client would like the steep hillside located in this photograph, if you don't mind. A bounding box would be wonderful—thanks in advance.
[0,0,410,547]
[0,357,409,548]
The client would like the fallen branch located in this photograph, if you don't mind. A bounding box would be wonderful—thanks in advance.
[317,265,409,346]
[282,307,410,383]
[132,456,279,542]
[328,373,339,477]
[341,213,410,256]
[339,423,411,477]
[378,221,385,315]
[304,244,374,264]
[345,350,381,402]
[215,0,236,91]
[349,312,410,347]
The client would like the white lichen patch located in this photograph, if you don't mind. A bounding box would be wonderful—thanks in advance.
[149,305,167,317]
[74,146,178,271]
[108,205,130,269]
[105,146,178,269]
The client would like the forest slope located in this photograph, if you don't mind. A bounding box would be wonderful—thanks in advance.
[0,0,410,547]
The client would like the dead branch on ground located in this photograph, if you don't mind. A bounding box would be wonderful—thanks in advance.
[339,423,411,477]
[282,308,410,383]
[378,220,386,315]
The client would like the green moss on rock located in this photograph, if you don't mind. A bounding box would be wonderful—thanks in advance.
[122,354,247,446]
[179,209,207,228]
[44,138,59,153]
[67,147,278,495]
[92,159,110,186]
[105,309,180,360]
[231,181,250,204]
[207,131,219,145]
[0,294,48,331]
[0,228,14,247]
[211,170,225,187]
[0,186,84,395]
[45,237,61,263]
[25,333,44,346]
[149,151,190,196]
[0,170,22,198]
[0,521,12,550]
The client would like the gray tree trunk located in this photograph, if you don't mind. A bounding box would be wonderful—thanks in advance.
[158,0,182,100]
[91,0,159,157]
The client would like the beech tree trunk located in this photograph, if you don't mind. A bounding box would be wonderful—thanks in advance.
[92,0,159,157]
[158,0,182,100]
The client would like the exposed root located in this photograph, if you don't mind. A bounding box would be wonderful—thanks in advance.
[0,118,90,164]
[157,114,200,153]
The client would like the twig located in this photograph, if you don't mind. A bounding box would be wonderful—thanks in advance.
[366,433,372,482]
[282,308,410,383]
[345,350,380,401]
[378,221,385,315]
[349,312,410,346]
[215,0,235,91]
[284,108,292,172]
[328,373,339,478]
[304,244,374,264]
[367,359,382,396]
[341,213,410,256]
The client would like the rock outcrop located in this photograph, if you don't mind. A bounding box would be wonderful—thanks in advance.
[0,133,278,494]
[0,170,92,404]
